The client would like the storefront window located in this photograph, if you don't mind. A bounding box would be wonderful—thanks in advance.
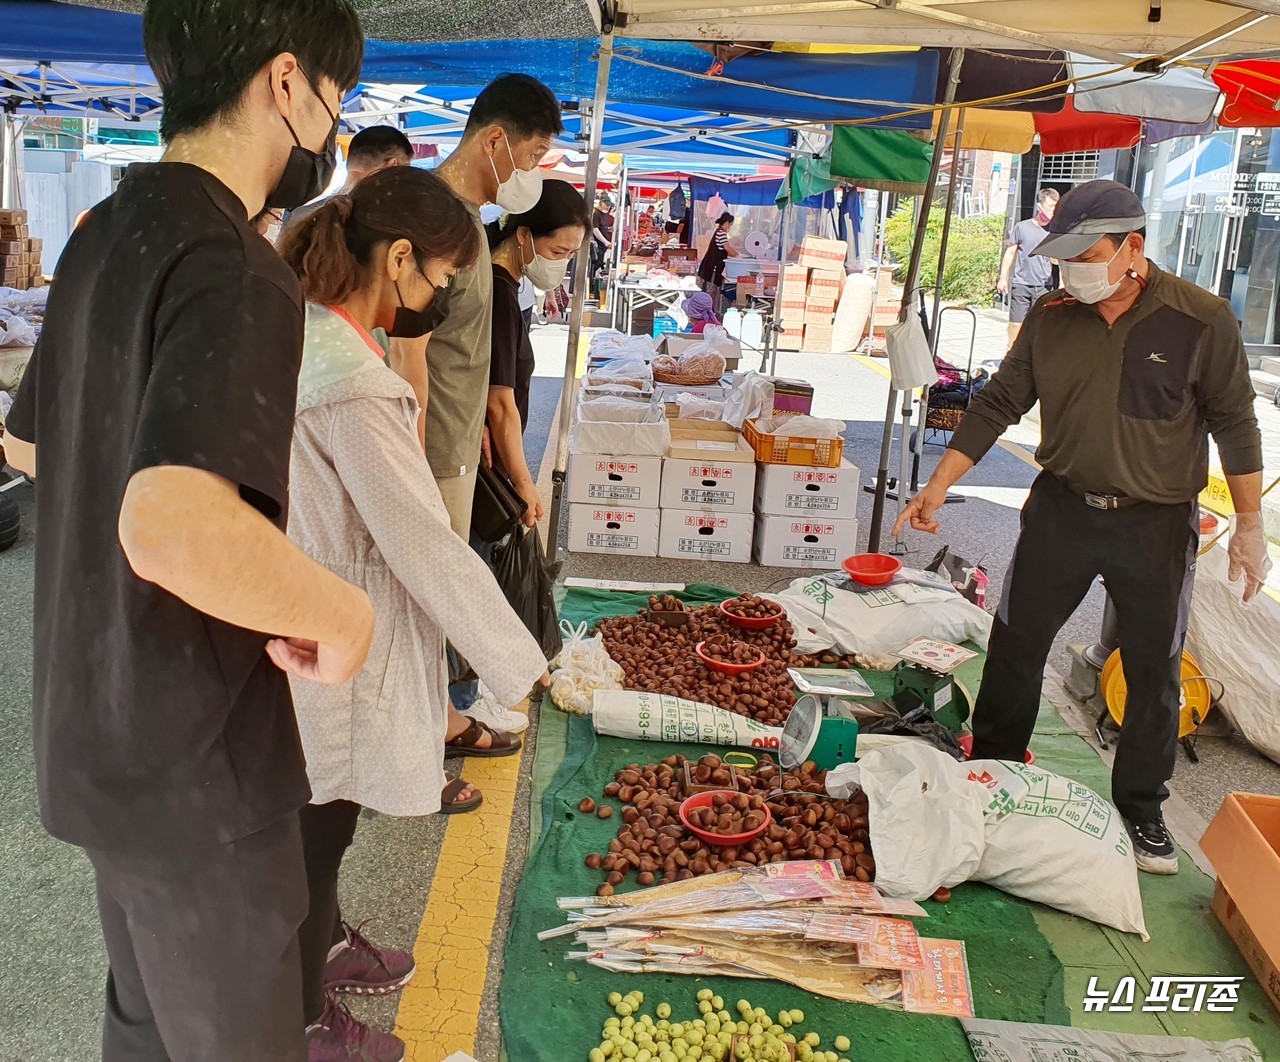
[1137,127,1280,346]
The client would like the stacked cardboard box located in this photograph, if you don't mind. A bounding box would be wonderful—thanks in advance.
[658,422,756,564]
[0,211,42,290]
[800,237,847,353]
[753,459,861,568]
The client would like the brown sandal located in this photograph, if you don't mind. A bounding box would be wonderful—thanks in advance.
[444,717,522,759]
[440,775,483,815]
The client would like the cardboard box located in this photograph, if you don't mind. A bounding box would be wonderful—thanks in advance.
[804,324,835,352]
[566,453,663,507]
[776,296,808,330]
[754,515,860,569]
[0,209,27,226]
[568,504,661,556]
[659,508,754,563]
[770,378,815,417]
[807,272,844,301]
[662,424,757,512]
[1210,881,1280,1014]
[798,236,848,272]
[0,224,29,240]
[28,238,42,253]
[31,275,46,288]
[756,459,860,517]
[0,240,21,255]
[1,268,20,285]
[779,264,809,298]
[1201,792,1280,1012]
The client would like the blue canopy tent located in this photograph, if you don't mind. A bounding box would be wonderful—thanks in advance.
[0,0,952,561]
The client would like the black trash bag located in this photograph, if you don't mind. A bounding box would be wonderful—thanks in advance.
[491,526,562,662]
[859,706,965,761]
[926,545,988,607]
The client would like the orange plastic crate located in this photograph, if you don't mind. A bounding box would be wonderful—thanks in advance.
[744,418,845,468]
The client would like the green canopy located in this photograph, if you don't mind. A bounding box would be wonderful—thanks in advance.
[829,126,934,195]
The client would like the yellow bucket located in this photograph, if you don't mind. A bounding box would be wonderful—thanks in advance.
[1100,649,1218,740]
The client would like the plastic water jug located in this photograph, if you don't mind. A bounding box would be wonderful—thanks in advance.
[722,307,743,338]
[741,310,763,350]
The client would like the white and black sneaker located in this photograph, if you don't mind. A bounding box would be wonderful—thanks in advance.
[1126,816,1179,875]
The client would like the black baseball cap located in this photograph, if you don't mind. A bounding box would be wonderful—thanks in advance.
[716,211,734,225]
[1031,180,1145,260]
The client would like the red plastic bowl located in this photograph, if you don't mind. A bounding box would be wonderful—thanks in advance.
[695,640,766,675]
[719,598,783,630]
[842,552,902,587]
[679,790,773,846]
[958,733,1035,765]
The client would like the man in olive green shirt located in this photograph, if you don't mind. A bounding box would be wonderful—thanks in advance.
[896,181,1269,876]
[427,74,562,776]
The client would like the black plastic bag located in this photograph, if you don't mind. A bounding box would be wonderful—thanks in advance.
[859,706,965,761]
[492,527,562,662]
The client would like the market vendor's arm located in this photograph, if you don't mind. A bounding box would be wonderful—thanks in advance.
[120,465,374,682]
[4,431,34,477]
[1195,301,1270,600]
[330,397,548,705]
[894,312,1039,536]
[387,332,430,451]
[487,385,541,526]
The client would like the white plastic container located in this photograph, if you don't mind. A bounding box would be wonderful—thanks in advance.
[741,309,763,350]
[722,307,742,339]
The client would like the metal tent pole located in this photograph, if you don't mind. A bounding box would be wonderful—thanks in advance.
[906,105,968,500]
[610,157,629,330]
[547,31,614,566]
[867,48,965,554]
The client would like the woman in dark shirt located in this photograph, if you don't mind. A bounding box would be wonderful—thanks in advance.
[486,180,591,524]
[697,211,740,309]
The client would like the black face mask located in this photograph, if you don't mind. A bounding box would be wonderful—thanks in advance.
[389,274,451,338]
[265,73,340,210]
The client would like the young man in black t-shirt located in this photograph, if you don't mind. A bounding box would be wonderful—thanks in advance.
[4,2,377,1059]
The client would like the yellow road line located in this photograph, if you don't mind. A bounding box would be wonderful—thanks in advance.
[853,354,1040,470]
[395,736,526,1060]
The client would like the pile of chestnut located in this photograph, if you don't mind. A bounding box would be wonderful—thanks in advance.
[699,636,761,667]
[581,753,874,896]
[594,604,800,725]
[720,594,782,621]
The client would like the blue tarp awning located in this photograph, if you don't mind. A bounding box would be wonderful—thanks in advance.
[1,1,940,129]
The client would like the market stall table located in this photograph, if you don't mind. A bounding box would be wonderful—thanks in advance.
[499,584,1280,1062]
[616,279,695,336]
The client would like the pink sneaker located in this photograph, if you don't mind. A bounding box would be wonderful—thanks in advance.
[324,920,416,996]
[306,996,405,1062]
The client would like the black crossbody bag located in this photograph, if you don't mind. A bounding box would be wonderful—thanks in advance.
[472,461,527,543]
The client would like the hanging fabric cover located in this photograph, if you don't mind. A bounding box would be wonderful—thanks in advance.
[829,127,934,194]
[668,181,688,220]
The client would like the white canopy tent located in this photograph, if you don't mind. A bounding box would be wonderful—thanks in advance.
[614,0,1280,61]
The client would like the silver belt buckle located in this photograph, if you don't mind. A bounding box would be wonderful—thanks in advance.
[1084,492,1116,510]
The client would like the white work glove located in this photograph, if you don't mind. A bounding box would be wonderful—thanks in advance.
[1227,511,1272,604]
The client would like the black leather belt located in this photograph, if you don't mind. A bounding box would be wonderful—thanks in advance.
[1056,478,1145,510]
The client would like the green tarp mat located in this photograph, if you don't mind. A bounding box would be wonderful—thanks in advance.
[501,586,1279,1062]
[829,126,934,195]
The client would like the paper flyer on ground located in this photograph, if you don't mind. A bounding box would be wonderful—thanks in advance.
[900,938,975,1017]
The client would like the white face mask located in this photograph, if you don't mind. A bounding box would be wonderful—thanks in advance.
[491,137,543,213]
[520,236,569,291]
[1059,242,1127,304]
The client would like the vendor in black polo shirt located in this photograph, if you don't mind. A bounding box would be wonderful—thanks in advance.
[896,180,1269,877]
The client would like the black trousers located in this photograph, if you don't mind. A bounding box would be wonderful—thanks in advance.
[298,799,363,1024]
[970,473,1197,822]
[86,816,308,1062]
